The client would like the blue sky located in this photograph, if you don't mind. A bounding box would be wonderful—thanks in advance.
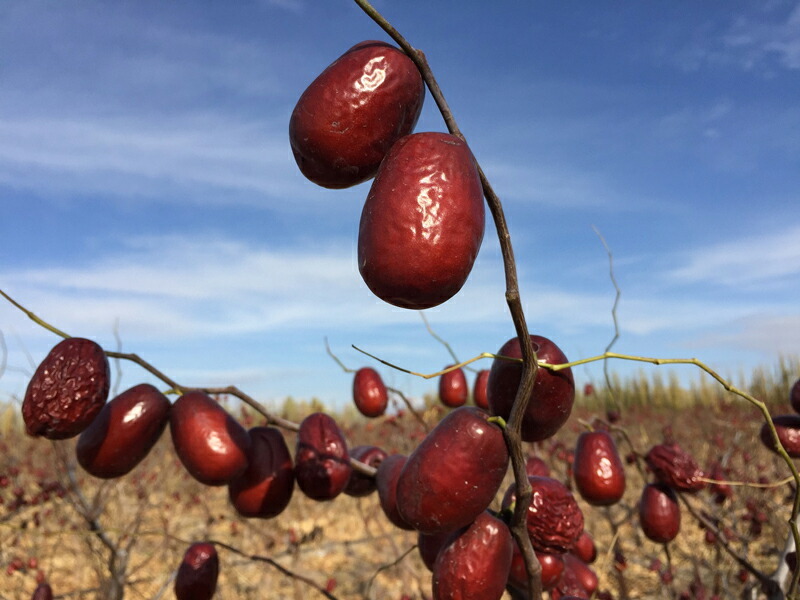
[1,1,799,411]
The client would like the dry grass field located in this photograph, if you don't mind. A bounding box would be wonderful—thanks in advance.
[1,358,798,600]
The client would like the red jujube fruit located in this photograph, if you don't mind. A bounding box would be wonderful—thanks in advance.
[31,583,53,600]
[572,531,597,564]
[572,430,626,506]
[228,426,295,519]
[23,337,110,440]
[439,366,468,408]
[396,407,509,534]
[645,443,705,492]
[358,132,485,310]
[639,482,681,543]
[76,383,170,478]
[761,414,800,458]
[175,542,219,600]
[487,334,574,442]
[352,367,388,418]
[295,412,352,501]
[344,445,387,497]
[472,369,490,410]
[432,511,513,600]
[562,554,598,596]
[289,40,424,189]
[169,391,250,486]
[376,454,415,530]
[507,546,564,593]
[418,529,456,572]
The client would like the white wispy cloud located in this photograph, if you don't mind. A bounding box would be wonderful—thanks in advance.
[724,4,800,71]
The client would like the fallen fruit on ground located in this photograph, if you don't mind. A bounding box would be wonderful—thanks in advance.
[295,412,352,500]
[487,334,575,442]
[396,406,509,533]
[289,40,424,189]
[639,482,681,543]
[439,366,468,408]
[358,131,485,309]
[170,391,251,486]
[573,430,626,506]
[228,426,295,519]
[22,337,111,440]
[76,383,171,479]
[175,542,219,600]
[352,367,388,418]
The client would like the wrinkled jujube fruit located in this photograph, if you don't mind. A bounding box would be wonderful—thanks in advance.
[170,391,251,486]
[639,482,681,543]
[357,131,485,310]
[352,367,388,418]
[645,443,705,492]
[376,454,415,530]
[76,383,170,479]
[289,40,424,189]
[345,445,387,497]
[508,545,564,592]
[439,366,468,408]
[295,412,352,501]
[228,426,295,519]
[791,378,800,414]
[502,476,584,554]
[22,337,111,440]
[472,369,490,410]
[175,542,219,600]
[432,511,513,600]
[760,414,800,458]
[419,529,456,572]
[573,430,626,506]
[31,583,53,600]
[487,334,575,442]
[396,407,509,534]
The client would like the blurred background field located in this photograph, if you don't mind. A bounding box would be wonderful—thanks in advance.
[1,357,798,600]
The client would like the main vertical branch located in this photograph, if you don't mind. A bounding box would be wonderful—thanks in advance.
[352,1,541,597]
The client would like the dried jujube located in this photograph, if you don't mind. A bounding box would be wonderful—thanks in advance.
[175,542,219,600]
[22,337,110,439]
[295,412,352,501]
[645,443,705,492]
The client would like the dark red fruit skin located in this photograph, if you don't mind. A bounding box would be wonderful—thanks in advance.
[563,554,598,596]
[508,545,564,592]
[472,369,490,410]
[358,132,485,310]
[440,366,468,408]
[376,454,415,530]
[289,40,424,189]
[76,383,170,478]
[761,414,800,458]
[353,367,388,418]
[175,542,219,600]
[295,412,352,501]
[639,483,681,543]
[432,511,513,600]
[22,338,110,440]
[31,583,53,600]
[396,407,509,534]
[792,379,800,414]
[228,426,295,519]
[573,531,597,564]
[525,455,551,478]
[487,335,575,442]
[645,443,705,492]
[550,564,589,600]
[573,430,626,506]
[502,476,584,554]
[169,391,251,486]
[419,529,456,572]
[344,445,387,497]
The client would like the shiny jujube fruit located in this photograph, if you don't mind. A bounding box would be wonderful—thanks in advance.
[376,454,415,530]
[639,483,681,543]
[396,407,509,534]
[344,445,387,497]
[175,542,219,600]
[432,511,513,600]
[439,366,468,408]
[76,383,170,478]
[502,476,584,554]
[228,426,294,519]
[289,40,424,189]
[791,378,800,414]
[572,531,597,564]
[487,335,574,442]
[645,443,705,492]
[573,430,626,506]
[526,455,551,478]
[295,412,352,501]
[352,367,388,418]
[761,415,800,458]
[23,337,110,440]
[358,132,485,310]
[170,391,250,486]
[31,583,53,600]
[562,554,598,596]
[507,545,564,592]
[472,369,490,410]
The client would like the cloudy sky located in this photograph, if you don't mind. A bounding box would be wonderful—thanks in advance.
[1,1,798,410]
